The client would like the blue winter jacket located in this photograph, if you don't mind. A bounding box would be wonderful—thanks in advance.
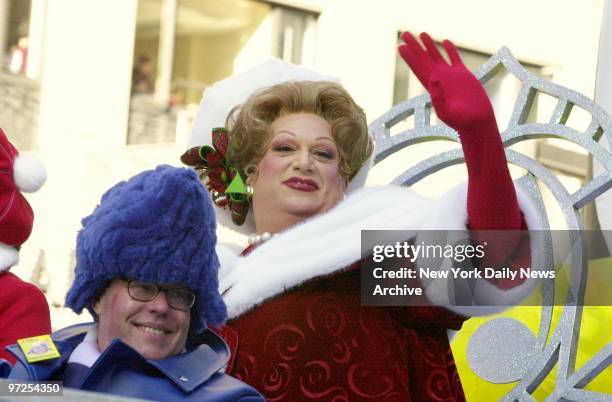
[3,323,263,401]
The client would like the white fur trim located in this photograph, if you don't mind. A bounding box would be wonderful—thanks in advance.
[220,185,428,319]
[13,154,47,193]
[216,243,242,284]
[0,242,19,272]
[421,183,544,316]
[219,182,543,319]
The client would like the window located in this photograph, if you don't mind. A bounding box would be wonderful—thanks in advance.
[2,0,31,75]
[127,0,318,145]
[272,5,317,66]
[0,0,43,151]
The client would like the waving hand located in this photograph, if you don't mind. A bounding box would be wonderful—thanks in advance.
[398,32,495,132]
[398,32,526,274]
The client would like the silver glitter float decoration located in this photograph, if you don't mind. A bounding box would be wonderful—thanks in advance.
[467,317,539,383]
[370,46,612,401]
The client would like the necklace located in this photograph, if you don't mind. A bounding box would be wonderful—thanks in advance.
[247,232,273,246]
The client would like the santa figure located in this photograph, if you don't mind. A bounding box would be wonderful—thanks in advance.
[0,128,51,365]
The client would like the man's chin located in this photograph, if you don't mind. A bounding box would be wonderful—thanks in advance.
[124,333,182,360]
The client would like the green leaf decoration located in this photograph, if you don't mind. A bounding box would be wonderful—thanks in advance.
[225,171,247,195]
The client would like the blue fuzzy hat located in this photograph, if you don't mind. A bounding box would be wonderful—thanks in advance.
[65,165,227,333]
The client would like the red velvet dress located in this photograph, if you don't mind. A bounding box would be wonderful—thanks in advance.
[221,262,467,402]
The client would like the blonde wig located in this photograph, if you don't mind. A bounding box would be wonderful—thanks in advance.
[226,80,373,180]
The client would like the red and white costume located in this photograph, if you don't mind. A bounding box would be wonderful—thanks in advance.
[0,127,50,365]
[189,39,541,401]
[216,184,540,401]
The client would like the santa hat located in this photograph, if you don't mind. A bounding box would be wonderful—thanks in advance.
[0,128,47,272]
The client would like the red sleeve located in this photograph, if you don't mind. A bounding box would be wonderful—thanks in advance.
[459,107,529,290]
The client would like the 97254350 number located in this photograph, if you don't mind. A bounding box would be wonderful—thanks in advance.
[0,381,63,396]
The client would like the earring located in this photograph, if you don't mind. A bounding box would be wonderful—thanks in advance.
[246,184,254,199]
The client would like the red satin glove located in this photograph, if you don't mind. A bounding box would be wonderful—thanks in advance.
[399,33,528,288]
[398,32,494,133]
[398,32,523,231]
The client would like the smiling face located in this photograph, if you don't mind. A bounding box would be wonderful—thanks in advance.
[250,113,347,233]
[94,279,190,360]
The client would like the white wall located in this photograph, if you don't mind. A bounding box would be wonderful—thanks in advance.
[21,0,142,327]
[312,0,603,124]
[594,0,612,242]
[309,0,604,197]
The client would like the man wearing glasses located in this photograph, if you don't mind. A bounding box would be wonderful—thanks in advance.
[2,166,263,401]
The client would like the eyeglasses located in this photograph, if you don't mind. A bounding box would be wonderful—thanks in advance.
[126,280,196,311]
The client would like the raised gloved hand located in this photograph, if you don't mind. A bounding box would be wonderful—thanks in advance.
[398,32,495,133]
[399,33,528,288]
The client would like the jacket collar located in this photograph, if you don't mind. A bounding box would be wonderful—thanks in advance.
[9,322,230,393]
[145,329,230,393]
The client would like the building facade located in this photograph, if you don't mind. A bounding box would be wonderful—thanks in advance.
[0,0,604,328]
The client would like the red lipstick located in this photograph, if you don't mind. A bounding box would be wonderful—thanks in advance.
[283,177,319,191]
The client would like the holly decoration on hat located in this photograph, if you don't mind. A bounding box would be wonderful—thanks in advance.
[181,127,249,225]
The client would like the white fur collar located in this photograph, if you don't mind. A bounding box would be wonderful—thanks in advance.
[219,185,447,319]
[217,183,541,320]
